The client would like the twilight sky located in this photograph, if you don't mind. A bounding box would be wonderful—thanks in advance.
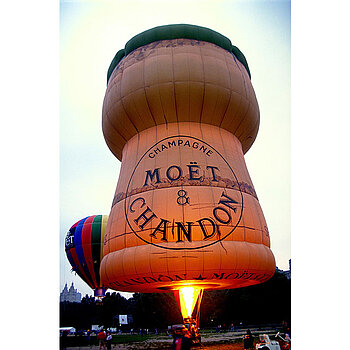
[60,0,291,298]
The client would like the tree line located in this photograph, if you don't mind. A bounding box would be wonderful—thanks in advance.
[60,270,290,331]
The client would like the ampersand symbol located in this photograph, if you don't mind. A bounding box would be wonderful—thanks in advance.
[177,189,190,206]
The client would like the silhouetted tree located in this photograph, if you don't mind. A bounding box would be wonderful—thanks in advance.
[60,270,290,330]
[131,293,182,329]
[200,270,291,327]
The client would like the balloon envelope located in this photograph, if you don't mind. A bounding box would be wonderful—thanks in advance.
[100,24,276,294]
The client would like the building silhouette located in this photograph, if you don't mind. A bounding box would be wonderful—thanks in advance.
[60,282,82,303]
[276,259,291,280]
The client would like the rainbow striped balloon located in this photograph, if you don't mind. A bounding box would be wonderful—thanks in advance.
[65,215,108,297]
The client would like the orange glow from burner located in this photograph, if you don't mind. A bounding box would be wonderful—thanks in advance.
[178,286,202,319]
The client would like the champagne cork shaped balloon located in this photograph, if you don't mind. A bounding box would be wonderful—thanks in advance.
[100,24,276,294]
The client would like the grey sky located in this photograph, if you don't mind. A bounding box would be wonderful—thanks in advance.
[60,0,291,298]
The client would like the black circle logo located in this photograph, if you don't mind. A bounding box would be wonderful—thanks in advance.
[124,135,243,250]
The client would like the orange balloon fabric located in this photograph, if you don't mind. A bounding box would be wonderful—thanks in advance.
[100,26,275,293]
[102,39,259,160]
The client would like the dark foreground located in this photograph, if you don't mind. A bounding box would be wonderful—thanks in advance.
[61,329,285,350]
[63,343,242,350]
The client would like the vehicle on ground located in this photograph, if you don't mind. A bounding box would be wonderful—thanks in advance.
[255,334,281,350]
[255,333,291,350]
[59,327,76,335]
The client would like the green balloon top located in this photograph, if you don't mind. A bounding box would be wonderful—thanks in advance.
[107,24,251,83]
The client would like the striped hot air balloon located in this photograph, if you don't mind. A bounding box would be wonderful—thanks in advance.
[65,215,108,297]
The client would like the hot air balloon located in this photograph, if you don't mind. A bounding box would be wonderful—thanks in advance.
[100,24,276,325]
[65,215,108,298]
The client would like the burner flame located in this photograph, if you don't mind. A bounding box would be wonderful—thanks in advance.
[178,286,202,319]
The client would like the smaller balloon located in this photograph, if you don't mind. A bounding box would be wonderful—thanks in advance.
[65,215,108,297]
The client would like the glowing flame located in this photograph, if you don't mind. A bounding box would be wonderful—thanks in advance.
[178,286,202,319]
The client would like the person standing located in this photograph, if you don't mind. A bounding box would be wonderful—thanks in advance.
[282,333,291,350]
[172,328,183,350]
[106,331,112,350]
[243,329,254,349]
[97,329,107,350]
[181,327,192,350]
[172,326,192,350]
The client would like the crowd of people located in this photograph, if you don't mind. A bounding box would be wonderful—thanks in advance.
[61,322,291,350]
[172,325,193,350]
[171,324,291,350]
